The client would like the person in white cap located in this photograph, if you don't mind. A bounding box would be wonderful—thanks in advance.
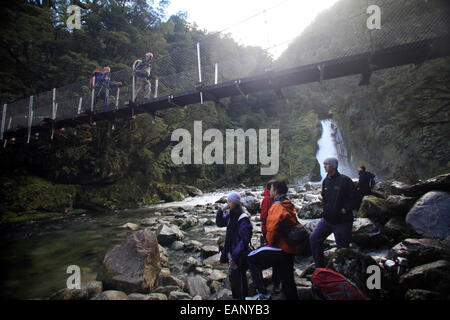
[216,192,253,300]
[133,52,153,101]
[309,156,357,268]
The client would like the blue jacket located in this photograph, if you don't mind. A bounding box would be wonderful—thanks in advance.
[216,206,252,262]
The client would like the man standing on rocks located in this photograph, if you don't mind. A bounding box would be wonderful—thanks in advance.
[310,157,357,268]
[356,165,376,207]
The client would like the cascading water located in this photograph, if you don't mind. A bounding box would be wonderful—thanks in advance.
[316,119,357,181]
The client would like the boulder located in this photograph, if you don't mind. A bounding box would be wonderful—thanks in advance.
[326,248,385,299]
[159,275,185,289]
[184,185,203,197]
[382,217,412,241]
[358,196,391,225]
[208,269,227,282]
[202,253,221,267]
[186,276,211,299]
[406,173,450,197]
[387,238,450,268]
[405,191,450,239]
[184,240,203,252]
[399,260,450,295]
[241,196,260,215]
[153,286,180,296]
[215,196,228,204]
[158,244,170,268]
[98,228,161,294]
[297,201,323,219]
[140,217,159,226]
[171,241,184,251]
[385,195,416,216]
[201,245,218,259]
[92,290,128,300]
[157,224,184,246]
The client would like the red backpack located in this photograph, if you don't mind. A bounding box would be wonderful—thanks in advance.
[311,268,369,300]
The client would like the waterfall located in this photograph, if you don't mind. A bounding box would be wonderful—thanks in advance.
[316,119,357,181]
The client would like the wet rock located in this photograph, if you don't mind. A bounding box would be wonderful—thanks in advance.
[204,226,226,234]
[352,218,389,248]
[216,288,233,300]
[405,191,450,239]
[147,293,168,300]
[298,201,323,219]
[326,248,385,299]
[241,196,260,215]
[215,196,228,204]
[201,245,218,258]
[158,244,170,268]
[169,291,192,300]
[159,275,185,289]
[208,280,222,293]
[185,185,203,197]
[140,217,159,226]
[406,173,450,197]
[358,196,391,225]
[98,228,161,294]
[399,260,450,295]
[157,224,184,246]
[184,256,201,272]
[128,293,153,300]
[92,290,128,300]
[387,238,450,268]
[186,276,211,299]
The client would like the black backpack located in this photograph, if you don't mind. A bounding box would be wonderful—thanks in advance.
[368,172,376,189]
[274,200,310,246]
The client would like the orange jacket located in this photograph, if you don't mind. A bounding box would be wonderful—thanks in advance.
[266,199,300,254]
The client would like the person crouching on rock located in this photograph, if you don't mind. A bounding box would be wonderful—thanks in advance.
[216,192,253,300]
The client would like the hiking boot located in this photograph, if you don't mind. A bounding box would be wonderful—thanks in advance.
[245,293,271,300]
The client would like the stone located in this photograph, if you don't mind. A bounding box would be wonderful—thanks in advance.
[385,195,416,216]
[186,276,211,299]
[352,218,389,248]
[120,222,139,231]
[168,291,193,300]
[140,217,159,226]
[241,196,260,215]
[387,238,450,268]
[382,217,412,241]
[216,288,233,300]
[209,269,227,282]
[160,275,185,289]
[184,256,201,272]
[47,281,103,300]
[184,185,203,197]
[404,289,442,300]
[358,196,391,225]
[98,228,161,294]
[158,244,170,268]
[171,241,185,251]
[153,286,180,296]
[399,260,450,295]
[405,191,450,239]
[92,290,128,300]
[201,245,218,258]
[147,293,168,300]
[297,201,323,219]
[184,240,203,252]
[157,223,184,246]
[202,253,221,267]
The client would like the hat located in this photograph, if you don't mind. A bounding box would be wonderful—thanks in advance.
[323,157,338,169]
[359,165,366,170]
[227,192,241,205]
[145,52,153,59]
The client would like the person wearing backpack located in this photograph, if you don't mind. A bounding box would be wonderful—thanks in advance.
[259,179,281,294]
[356,165,376,207]
[246,180,299,300]
[310,157,357,268]
[91,67,122,110]
[216,192,253,300]
[133,52,153,102]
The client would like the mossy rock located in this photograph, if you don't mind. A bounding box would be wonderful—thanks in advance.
[357,196,392,225]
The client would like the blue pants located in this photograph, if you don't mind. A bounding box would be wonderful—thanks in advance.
[309,218,352,268]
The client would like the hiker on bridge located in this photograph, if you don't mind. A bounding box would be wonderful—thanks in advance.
[91,66,122,110]
[309,157,357,268]
[133,52,153,102]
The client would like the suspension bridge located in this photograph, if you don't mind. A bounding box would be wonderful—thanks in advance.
[1,0,449,146]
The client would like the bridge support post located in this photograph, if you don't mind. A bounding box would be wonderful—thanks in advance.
[197,42,203,104]
[77,97,83,115]
[116,88,120,110]
[154,78,159,98]
[27,96,34,144]
[1,104,6,142]
[215,63,218,85]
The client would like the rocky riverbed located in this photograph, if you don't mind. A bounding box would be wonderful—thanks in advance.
[5,173,450,300]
